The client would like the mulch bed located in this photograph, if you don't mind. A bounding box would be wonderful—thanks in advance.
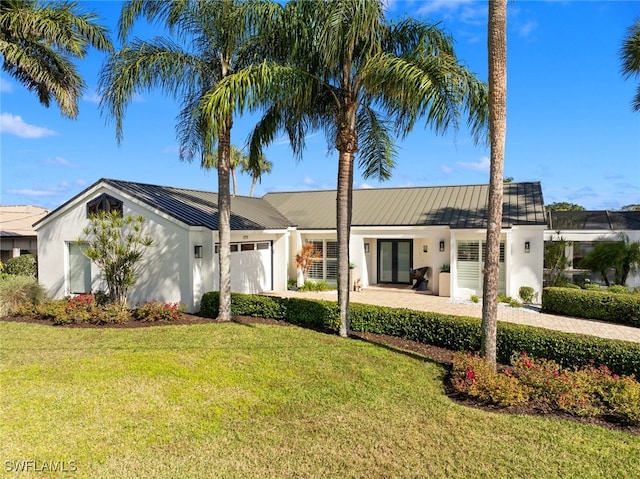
[2,313,638,435]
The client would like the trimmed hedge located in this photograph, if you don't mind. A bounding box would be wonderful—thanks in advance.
[542,287,640,327]
[200,292,640,377]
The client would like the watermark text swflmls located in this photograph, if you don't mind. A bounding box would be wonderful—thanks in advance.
[4,459,77,473]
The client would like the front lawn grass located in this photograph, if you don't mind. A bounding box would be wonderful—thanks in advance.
[1,321,639,478]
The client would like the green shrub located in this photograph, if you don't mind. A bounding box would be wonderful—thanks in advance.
[133,301,184,322]
[608,285,631,295]
[470,294,480,303]
[451,353,530,407]
[16,293,133,325]
[565,283,582,289]
[453,352,640,424]
[583,283,603,291]
[199,292,640,377]
[92,303,131,324]
[200,292,287,320]
[297,280,333,292]
[606,377,640,424]
[542,287,640,327]
[4,254,37,278]
[0,275,47,316]
[518,286,536,304]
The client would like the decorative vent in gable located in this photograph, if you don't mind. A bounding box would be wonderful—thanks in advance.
[86,193,123,217]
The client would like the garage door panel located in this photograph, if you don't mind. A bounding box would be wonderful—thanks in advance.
[213,241,272,294]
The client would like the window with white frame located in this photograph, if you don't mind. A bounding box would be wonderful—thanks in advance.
[68,243,91,294]
[456,240,505,293]
[307,239,337,281]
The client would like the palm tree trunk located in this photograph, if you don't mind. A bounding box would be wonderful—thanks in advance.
[336,105,358,338]
[336,148,352,338]
[217,121,233,321]
[231,168,238,197]
[249,176,257,197]
[481,0,507,371]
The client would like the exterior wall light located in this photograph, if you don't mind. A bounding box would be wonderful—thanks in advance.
[439,240,445,252]
[194,245,203,258]
[364,242,370,253]
[524,241,530,253]
[423,244,428,253]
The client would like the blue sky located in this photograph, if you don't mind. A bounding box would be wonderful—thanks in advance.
[1,0,639,211]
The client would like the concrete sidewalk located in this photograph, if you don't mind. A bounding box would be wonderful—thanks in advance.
[267,286,640,343]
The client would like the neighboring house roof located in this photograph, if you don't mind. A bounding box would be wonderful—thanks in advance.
[263,182,546,229]
[547,210,640,231]
[0,205,50,237]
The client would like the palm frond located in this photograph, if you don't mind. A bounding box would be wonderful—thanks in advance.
[0,0,112,117]
[98,38,205,142]
[621,18,640,112]
[356,106,396,181]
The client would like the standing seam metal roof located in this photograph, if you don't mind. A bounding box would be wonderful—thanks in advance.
[263,182,546,229]
[104,179,293,230]
[547,210,640,231]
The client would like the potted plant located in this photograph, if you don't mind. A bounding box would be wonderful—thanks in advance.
[439,264,450,297]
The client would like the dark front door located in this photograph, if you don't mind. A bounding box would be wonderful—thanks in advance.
[377,239,413,284]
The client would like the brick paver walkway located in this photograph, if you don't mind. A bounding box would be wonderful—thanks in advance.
[267,286,640,343]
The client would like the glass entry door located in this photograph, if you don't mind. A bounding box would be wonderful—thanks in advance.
[377,240,412,284]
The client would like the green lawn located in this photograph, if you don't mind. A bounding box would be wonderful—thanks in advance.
[1,320,639,478]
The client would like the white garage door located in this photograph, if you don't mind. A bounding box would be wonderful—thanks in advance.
[214,241,272,294]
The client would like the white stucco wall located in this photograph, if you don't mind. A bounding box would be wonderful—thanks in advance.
[36,184,195,310]
[509,226,545,301]
[450,227,544,300]
[351,226,451,294]
[36,183,289,313]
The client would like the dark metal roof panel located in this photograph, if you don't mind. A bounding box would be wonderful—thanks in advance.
[105,179,292,230]
[548,210,640,231]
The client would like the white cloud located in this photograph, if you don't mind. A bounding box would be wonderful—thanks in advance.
[417,0,473,15]
[43,157,76,168]
[0,77,12,93]
[6,181,71,198]
[303,175,316,186]
[517,20,538,38]
[0,113,56,138]
[440,165,453,174]
[356,182,374,189]
[162,145,180,155]
[82,91,102,104]
[417,0,484,24]
[456,156,490,173]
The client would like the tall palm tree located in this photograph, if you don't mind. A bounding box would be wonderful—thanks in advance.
[99,0,275,321]
[240,152,272,197]
[200,0,488,337]
[0,0,112,118]
[621,18,640,112]
[481,0,508,371]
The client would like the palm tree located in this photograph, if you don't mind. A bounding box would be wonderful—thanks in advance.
[200,0,488,337]
[481,0,508,371]
[205,145,247,197]
[98,0,275,321]
[621,18,640,112]
[581,234,640,286]
[240,152,272,197]
[0,0,112,118]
